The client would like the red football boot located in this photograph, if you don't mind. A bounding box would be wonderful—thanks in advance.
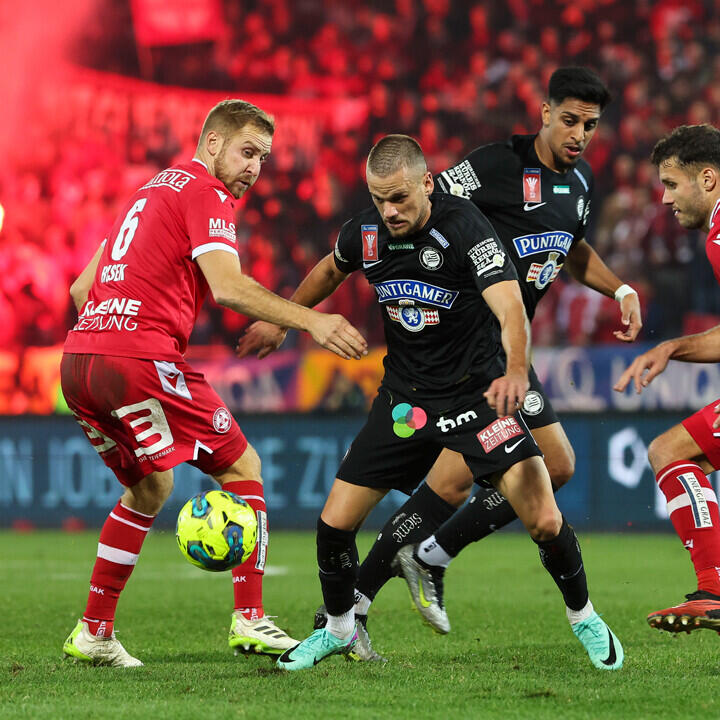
[647,591,720,633]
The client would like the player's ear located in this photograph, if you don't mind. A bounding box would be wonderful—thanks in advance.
[204,130,223,158]
[541,101,551,128]
[701,167,718,192]
[424,171,434,196]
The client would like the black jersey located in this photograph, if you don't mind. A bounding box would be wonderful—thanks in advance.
[435,134,593,320]
[334,192,519,411]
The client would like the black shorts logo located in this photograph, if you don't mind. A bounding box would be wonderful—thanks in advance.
[391,403,427,438]
[522,391,544,416]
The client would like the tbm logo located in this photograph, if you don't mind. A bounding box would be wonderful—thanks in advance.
[436,410,478,433]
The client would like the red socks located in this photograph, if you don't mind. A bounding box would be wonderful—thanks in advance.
[657,461,720,595]
[83,501,155,637]
[224,480,268,619]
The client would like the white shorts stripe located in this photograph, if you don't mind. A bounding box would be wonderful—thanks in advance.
[667,487,718,515]
[657,462,703,488]
[192,242,238,260]
[109,511,151,533]
[97,543,139,566]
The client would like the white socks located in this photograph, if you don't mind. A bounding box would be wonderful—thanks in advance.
[326,609,355,640]
[566,599,594,625]
[353,591,371,616]
[417,535,452,568]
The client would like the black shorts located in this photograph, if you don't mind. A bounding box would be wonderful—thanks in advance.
[337,387,542,495]
[522,366,559,430]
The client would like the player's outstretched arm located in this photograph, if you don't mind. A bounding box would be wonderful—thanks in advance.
[564,239,642,342]
[198,250,366,360]
[235,252,351,359]
[614,325,720,394]
[69,244,104,312]
[481,280,530,417]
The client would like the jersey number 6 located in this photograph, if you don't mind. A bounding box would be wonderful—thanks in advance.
[111,199,147,261]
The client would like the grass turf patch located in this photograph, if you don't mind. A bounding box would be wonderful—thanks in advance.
[2,530,719,719]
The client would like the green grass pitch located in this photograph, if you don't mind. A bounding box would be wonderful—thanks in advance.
[2,529,720,719]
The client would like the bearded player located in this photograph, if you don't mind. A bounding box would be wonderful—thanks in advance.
[60,100,367,666]
[616,124,720,632]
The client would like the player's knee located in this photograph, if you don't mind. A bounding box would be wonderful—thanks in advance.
[218,443,263,484]
[547,451,575,490]
[427,471,473,508]
[647,435,673,474]
[124,471,174,515]
[527,509,563,542]
[235,443,262,478]
[434,482,471,508]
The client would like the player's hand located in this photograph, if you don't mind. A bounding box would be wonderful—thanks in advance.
[236,321,288,359]
[613,342,674,394]
[613,292,642,342]
[484,371,529,418]
[306,312,368,360]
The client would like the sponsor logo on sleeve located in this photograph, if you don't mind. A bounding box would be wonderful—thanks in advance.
[577,197,585,220]
[362,224,379,262]
[468,237,505,276]
[429,228,450,248]
[439,161,481,198]
[582,199,591,225]
[209,218,236,242]
[477,416,524,453]
[523,168,542,203]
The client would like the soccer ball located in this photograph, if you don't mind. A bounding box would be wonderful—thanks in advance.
[176,490,257,572]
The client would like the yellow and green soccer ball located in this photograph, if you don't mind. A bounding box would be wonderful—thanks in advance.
[176,490,257,572]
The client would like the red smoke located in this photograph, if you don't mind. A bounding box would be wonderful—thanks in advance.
[0,0,96,161]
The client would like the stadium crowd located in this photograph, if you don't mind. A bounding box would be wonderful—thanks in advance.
[2,0,720,356]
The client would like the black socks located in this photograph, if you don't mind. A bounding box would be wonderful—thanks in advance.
[434,485,519,557]
[316,517,359,615]
[535,517,588,611]
[355,483,456,600]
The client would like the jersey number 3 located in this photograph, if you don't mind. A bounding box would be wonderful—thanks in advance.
[111,198,147,261]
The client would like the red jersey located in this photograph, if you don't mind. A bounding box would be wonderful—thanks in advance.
[706,198,720,285]
[64,160,237,361]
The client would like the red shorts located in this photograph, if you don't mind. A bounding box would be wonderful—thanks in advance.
[61,353,248,487]
[682,397,720,468]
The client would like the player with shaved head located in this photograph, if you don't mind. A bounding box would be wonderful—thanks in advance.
[239,133,623,671]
